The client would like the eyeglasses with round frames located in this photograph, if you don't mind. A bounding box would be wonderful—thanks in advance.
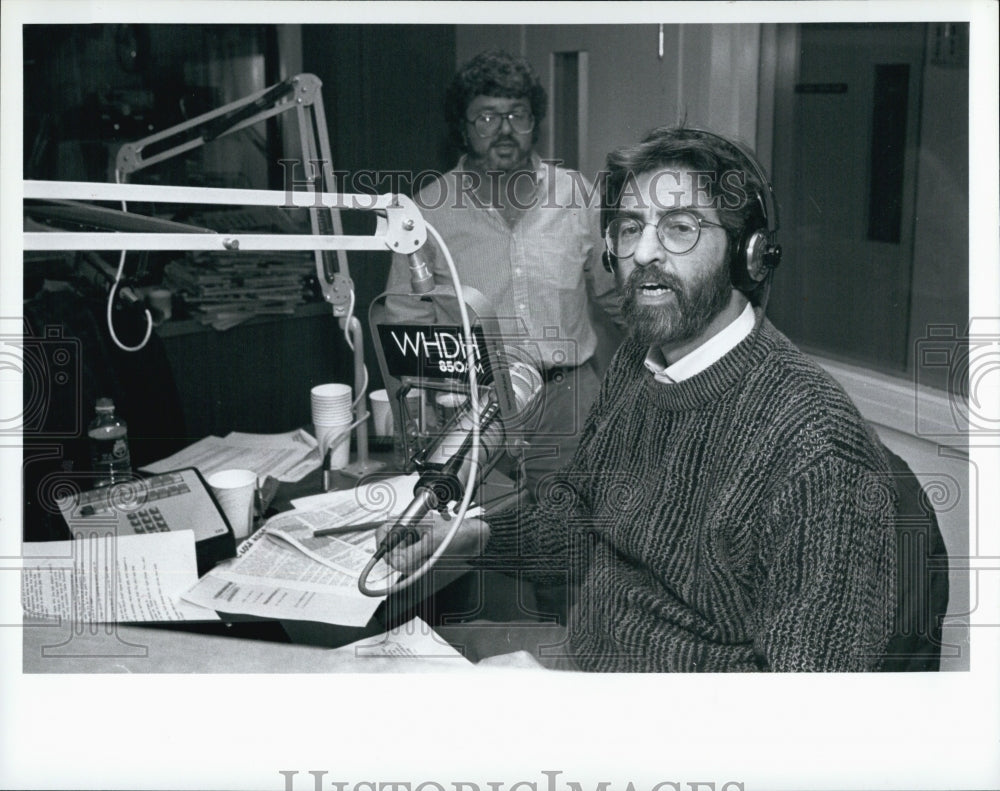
[466,109,535,138]
[605,209,727,259]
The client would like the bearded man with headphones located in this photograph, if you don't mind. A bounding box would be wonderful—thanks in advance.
[386,126,898,673]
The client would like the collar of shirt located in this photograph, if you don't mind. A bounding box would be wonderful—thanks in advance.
[644,302,756,384]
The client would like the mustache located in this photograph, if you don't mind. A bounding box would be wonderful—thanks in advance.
[623,268,686,300]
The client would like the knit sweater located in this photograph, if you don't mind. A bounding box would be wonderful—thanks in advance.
[481,318,897,672]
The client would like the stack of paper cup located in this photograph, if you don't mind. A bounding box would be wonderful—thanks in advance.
[311,383,353,469]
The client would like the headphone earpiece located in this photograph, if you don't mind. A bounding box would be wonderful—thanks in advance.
[602,248,616,274]
[705,130,781,292]
[730,227,782,292]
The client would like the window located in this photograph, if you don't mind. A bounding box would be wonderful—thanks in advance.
[768,23,968,394]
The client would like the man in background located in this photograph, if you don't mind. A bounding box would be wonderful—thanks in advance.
[383,49,621,504]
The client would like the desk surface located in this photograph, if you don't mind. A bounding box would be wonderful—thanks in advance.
[21,621,477,674]
[21,460,531,673]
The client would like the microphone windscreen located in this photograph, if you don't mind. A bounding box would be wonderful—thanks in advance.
[508,360,543,412]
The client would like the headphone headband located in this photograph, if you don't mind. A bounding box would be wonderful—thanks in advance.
[686,127,779,236]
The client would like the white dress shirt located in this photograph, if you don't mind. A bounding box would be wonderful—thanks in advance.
[644,302,756,384]
[384,154,620,370]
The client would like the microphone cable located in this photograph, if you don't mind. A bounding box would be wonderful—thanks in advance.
[341,287,371,422]
[357,219,482,597]
[107,168,154,352]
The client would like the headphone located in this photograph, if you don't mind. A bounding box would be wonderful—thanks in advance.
[601,128,782,293]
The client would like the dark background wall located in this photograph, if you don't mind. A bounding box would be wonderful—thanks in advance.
[300,24,456,395]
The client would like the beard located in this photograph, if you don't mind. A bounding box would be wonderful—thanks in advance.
[621,257,734,349]
[468,136,532,175]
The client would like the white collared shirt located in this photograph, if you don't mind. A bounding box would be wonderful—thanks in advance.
[384,154,620,369]
[644,302,756,384]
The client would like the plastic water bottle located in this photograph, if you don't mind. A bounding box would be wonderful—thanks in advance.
[88,398,132,487]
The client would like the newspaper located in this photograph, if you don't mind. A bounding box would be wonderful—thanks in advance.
[180,477,417,627]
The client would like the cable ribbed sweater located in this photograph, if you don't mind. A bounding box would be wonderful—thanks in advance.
[482,318,897,672]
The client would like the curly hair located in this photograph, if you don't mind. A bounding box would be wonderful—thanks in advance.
[444,50,547,152]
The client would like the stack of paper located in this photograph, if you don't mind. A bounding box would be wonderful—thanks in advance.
[140,429,321,482]
[22,531,219,624]
[164,250,316,330]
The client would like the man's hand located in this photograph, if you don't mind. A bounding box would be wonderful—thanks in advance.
[376,510,490,575]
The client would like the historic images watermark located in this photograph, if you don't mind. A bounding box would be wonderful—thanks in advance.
[278,770,745,791]
[1,317,83,440]
[278,159,754,215]
[6,315,154,657]
[912,318,1000,444]
[909,317,999,664]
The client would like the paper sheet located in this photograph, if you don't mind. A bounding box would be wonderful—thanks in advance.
[182,474,482,627]
[181,532,393,626]
[180,477,417,626]
[139,429,320,482]
[330,617,473,664]
[21,531,218,623]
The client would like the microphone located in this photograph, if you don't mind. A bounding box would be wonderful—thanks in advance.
[377,360,542,555]
[406,249,435,294]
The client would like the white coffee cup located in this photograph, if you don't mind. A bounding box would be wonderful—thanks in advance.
[207,468,257,540]
[369,388,423,437]
[435,391,467,427]
[369,390,393,437]
[316,420,352,469]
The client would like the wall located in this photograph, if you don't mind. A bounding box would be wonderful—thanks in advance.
[767,23,929,376]
[457,24,762,181]
[907,24,969,373]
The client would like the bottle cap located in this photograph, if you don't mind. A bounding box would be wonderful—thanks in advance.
[96,397,115,412]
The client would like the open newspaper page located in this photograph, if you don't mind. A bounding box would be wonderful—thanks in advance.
[181,479,409,626]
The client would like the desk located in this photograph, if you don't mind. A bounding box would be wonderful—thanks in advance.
[21,455,543,672]
[21,619,573,673]
[21,621,478,673]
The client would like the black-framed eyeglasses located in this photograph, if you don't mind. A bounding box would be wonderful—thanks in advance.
[605,210,727,259]
[466,109,535,138]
